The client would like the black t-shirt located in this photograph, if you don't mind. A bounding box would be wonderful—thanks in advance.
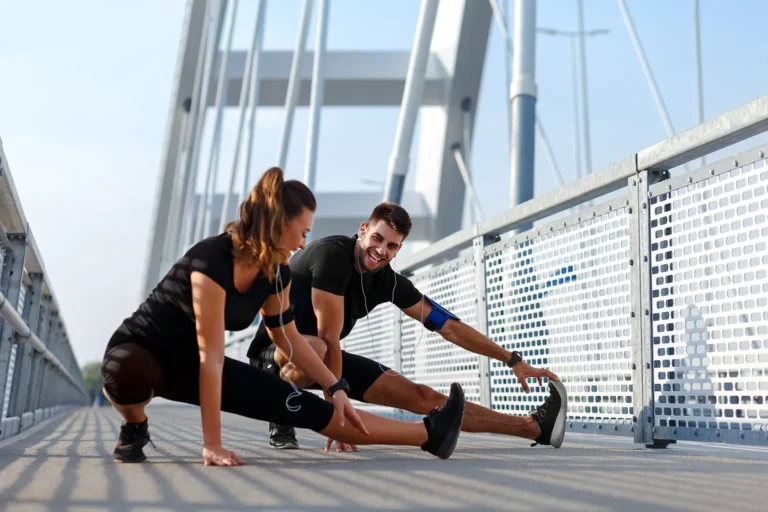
[112,233,290,359]
[248,234,422,356]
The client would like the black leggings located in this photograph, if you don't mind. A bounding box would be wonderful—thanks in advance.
[101,341,335,432]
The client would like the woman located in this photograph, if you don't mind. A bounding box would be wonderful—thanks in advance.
[101,167,465,466]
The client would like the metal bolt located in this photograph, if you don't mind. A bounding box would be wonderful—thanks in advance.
[633,416,638,422]
[759,151,765,159]
[639,177,643,183]
[668,184,672,191]
[648,191,653,198]
[632,363,637,370]
[734,160,739,167]
[645,309,650,315]
[628,207,633,214]
[593,211,597,217]
[631,312,636,318]
[614,425,619,431]
[633,180,637,187]
[643,255,648,262]
[646,362,651,369]
[710,168,715,176]
[688,177,693,184]
[642,202,647,209]
[629,259,634,266]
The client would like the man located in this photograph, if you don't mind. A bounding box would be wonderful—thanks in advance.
[248,202,567,451]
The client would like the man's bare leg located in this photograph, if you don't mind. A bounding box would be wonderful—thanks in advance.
[362,373,541,440]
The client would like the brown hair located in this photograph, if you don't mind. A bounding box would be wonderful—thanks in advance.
[226,167,316,280]
[367,202,412,239]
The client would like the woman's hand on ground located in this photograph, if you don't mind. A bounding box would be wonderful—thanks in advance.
[202,444,245,466]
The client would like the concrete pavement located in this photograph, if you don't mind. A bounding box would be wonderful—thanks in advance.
[1,405,768,511]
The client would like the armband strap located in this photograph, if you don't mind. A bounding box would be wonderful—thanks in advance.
[423,296,460,332]
[262,308,294,328]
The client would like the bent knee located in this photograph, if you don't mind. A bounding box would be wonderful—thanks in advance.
[304,335,328,360]
[102,343,161,405]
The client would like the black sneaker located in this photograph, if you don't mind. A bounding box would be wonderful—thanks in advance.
[530,380,568,448]
[113,420,154,463]
[420,383,466,459]
[269,423,299,450]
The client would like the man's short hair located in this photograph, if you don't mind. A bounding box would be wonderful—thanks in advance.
[368,202,412,239]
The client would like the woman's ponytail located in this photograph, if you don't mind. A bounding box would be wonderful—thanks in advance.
[226,167,315,280]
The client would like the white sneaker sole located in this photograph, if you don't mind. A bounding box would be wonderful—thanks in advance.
[549,380,568,448]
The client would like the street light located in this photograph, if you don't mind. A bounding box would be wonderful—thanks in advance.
[537,27,609,181]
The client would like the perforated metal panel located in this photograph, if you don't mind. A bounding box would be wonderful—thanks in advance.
[649,154,768,437]
[343,303,397,370]
[485,199,634,429]
[400,256,481,404]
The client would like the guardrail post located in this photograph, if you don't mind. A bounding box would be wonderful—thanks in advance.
[38,312,60,410]
[0,234,28,419]
[630,169,672,447]
[473,235,496,408]
[27,295,52,413]
[8,272,43,418]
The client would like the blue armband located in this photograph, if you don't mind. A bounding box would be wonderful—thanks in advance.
[423,296,460,332]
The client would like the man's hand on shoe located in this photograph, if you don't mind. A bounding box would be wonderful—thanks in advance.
[513,362,559,393]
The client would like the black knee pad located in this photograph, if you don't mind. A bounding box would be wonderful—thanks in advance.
[101,343,161,405]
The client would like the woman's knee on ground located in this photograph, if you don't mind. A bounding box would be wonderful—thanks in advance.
[101,343,161,406]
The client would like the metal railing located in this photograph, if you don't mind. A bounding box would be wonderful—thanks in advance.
[347,94,768,447]
[225,95,768,447]
[0,138,89,441]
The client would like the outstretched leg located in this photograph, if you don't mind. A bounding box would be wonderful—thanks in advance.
[345,352,566,446]
[216,357,467,459]
[363,372,540,439]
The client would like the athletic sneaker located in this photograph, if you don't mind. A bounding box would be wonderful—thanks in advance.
[421,382,466,459]
[530,380,568,448]
[113,420,154,463]
[269,423,300,450]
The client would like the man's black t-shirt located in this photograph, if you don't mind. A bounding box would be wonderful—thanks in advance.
[247,234,422,357]
[110,233,290,361]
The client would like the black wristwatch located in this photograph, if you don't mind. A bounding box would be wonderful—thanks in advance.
[506,351,523,368]
[327,378,351,397]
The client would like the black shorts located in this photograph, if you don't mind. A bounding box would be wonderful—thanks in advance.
[250,343,389,402]
[101,335,335,432]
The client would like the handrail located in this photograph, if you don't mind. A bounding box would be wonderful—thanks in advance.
[0,289,87,398]
[399,94,768,273]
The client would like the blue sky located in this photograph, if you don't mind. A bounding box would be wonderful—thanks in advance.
[1,0,767,364]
